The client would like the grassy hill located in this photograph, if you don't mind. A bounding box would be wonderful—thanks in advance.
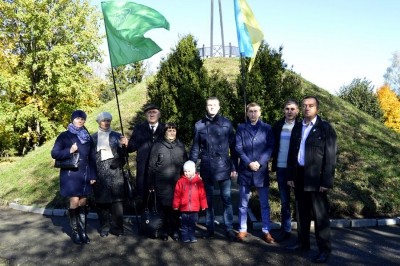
[1,57,399,219]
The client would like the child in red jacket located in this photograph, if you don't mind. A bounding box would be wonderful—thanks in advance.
[173,160,208,243]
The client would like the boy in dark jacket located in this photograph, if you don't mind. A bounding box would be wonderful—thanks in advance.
[173,161,208,243]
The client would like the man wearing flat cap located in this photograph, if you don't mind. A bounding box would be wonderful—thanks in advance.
[127,104,165,199]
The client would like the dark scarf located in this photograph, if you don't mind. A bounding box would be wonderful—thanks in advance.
[67,123,91,144]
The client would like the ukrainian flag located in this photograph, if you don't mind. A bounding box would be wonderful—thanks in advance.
[234,0,264,71]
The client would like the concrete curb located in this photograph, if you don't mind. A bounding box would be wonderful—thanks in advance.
[7,202,400,230]
[248,208,400,229]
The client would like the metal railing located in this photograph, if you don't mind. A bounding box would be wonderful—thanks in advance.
[198,43,240,58]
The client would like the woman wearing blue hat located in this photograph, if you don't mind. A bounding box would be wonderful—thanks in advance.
[51,110,97,244]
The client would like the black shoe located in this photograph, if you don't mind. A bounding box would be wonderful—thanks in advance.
[109,228,124,237]
[226,230,237,241]
[172,232,179,241]
[202,230,214,239]
[312,251,330,263]
[71,230,82,245]
[275,231,291,242]
[285,243,310,251]
[100,230,109,237]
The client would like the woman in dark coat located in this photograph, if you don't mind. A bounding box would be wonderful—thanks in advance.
[92,112,128,237]
[51,110,97,245]
[148,123,188,241]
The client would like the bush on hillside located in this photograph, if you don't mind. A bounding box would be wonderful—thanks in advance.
[338,78,384,121]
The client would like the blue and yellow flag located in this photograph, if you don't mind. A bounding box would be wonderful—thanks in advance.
[101,1,170,67]
[234,0,264,71]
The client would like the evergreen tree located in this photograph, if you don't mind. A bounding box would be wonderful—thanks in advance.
[235,43,303,125]
[338,78,384,121]
[147,35,210,144]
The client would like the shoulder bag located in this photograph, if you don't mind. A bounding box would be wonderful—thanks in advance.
[54,135,80,170]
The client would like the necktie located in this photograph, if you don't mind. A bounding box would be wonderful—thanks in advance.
[151,126,155,134]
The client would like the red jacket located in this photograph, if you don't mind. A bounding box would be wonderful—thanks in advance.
[172,174,208,212]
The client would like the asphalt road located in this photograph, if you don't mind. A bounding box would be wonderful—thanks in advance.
[0,206,399,266]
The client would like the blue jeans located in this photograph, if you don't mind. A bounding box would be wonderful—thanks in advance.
[277,167,292,232]
[204,178,233,232]
[238,185,271,234]
[181,212,198,242]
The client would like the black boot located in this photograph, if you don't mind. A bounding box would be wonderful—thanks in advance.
[78,206,90,244]
[68,208,82,245]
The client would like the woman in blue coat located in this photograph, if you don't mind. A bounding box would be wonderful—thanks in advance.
[51,110,97,244]
[235,103,275,243]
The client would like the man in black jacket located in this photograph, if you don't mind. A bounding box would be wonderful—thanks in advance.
[286,96,337,264]
[189,97,237,241]
[271,99,299,242]
[127,104,165,198]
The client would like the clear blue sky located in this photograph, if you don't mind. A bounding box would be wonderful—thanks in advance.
[92,0,400,94]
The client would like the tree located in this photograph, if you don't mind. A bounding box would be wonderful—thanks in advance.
[147,35,210,144]
[147,37,304,144]
[0,0,104,154]
[338,78,384,121]
[377,85,400,132]
[383,51,400,96]
[101,62,146,103]
[235,43,303,125]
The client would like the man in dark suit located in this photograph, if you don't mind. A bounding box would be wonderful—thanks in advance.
[286,96,337,264]
[189,97,237,241]
[127,104,165,198]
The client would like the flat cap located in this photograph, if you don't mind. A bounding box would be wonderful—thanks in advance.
[143,103,160,112]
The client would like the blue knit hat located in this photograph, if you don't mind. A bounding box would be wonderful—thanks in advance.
[71,110,87,121]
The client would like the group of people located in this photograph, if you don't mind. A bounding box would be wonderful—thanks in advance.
[51,95,336,264]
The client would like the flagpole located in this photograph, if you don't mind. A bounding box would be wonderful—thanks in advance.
[239,54,247,121]
[103,11,135,190]
[110,67,125,136]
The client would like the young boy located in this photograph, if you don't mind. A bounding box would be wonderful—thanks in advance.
[173,160,208,243]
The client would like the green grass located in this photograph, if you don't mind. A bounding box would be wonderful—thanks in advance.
[0,81,148,208]
[1,58,400,220]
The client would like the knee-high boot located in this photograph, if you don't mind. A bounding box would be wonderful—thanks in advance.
[78,206,90,244]
[68,208,82,244]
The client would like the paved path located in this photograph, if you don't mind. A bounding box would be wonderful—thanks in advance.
[0,206,399,266]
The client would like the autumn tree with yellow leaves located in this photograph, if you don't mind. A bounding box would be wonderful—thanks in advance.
[377,85,400,132]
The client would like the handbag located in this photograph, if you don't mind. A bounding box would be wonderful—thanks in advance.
[140,191,163,238]
[54,152,80,169]
[54,134,80,170]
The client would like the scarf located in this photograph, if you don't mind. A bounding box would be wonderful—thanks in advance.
[97,127,114,161]
[67,123,91,144]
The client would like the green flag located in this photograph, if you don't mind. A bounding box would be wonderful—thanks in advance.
[101,1,170,67]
